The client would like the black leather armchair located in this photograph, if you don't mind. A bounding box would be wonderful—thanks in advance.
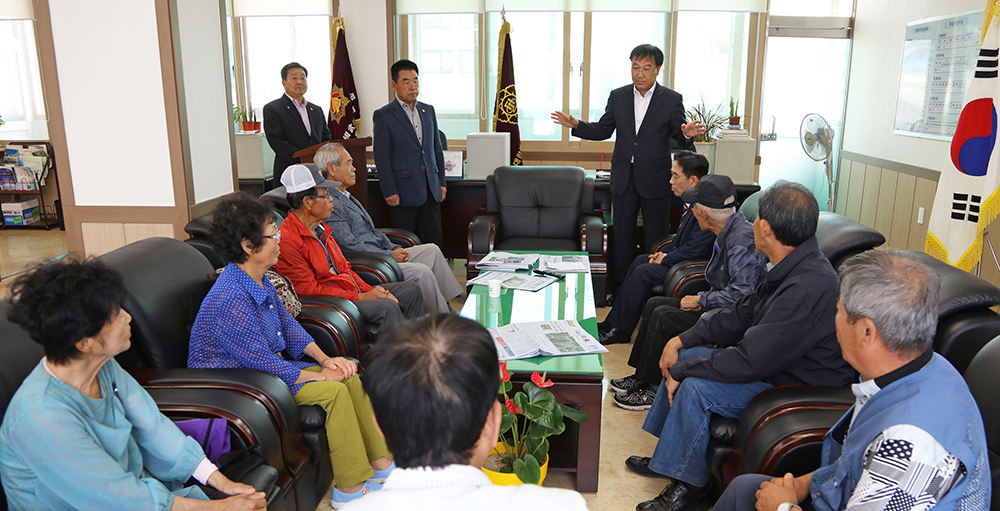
[710,249,1000,492]
[653,210,886,299]
[99,237,343,511]
[467,166,608,303]
[0,302,280,509]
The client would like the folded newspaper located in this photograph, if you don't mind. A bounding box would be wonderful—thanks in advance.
[475,252,540,271]
[537,254,589,273]
[467,270,557,292]
[489,320,607,360]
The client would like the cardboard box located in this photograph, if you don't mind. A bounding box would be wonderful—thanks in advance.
[3,199,40,226]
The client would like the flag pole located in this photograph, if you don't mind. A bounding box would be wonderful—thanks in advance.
[977,230,1000,277]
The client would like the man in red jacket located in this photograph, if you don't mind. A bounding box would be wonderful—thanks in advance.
[276,164,425,329]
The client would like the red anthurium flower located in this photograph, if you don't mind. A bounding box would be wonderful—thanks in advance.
[531,371,554,388]
[500,361,510,382]
[505,398,522,415]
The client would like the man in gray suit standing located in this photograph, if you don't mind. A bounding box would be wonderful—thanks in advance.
[373,59,447,249]
[552,44,704,294]
[316,142,462,314]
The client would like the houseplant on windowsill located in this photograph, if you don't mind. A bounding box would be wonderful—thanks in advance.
[483,362,589,485]
[728,96,741,126]
[233,105,260,133]
[687,97,727,163]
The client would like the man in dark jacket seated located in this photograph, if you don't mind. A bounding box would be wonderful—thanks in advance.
[610,174,766,411]
[629,181,857,511]
[597,151,716,345]
[714,249,990,511]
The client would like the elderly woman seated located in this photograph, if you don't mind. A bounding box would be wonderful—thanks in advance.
[0,259,265,510]
[187,193,394,509]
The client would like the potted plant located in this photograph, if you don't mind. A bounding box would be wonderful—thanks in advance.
[728,97,741,126]
[686,96,727,143]
[233,105,259,133]
[483,362,589,485]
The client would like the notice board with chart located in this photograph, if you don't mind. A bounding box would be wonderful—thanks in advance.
[893,10,984,140]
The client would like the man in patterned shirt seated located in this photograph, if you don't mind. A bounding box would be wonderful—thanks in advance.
[713,249,991,511]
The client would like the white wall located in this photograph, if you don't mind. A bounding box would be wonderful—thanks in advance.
[48,0,175,206]
[340,0,391,137]
[842,0,981,169]
[176,0,236,203]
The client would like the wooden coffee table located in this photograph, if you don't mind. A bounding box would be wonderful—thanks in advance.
[460,253,603,492]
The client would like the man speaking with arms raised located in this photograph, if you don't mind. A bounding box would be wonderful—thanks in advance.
[552,44,704,293]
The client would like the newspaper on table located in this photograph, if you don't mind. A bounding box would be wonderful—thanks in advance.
[489,320,608,361]
[537,254,589,273]
[474,251,539,271]
[467,270,557,292]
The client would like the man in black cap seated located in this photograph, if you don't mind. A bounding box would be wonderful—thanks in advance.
[628,181,856,511]
[610,174,766,411]
[597,151,715,345]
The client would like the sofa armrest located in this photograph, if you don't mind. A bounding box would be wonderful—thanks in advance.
[378,228,422,248]
[659,259,709,297]
[652,234,675,254]
[469,214,498,255]
[344,252,403,284]
[581,215,606,256]
[299,295,368,356]
[734,385,854,450]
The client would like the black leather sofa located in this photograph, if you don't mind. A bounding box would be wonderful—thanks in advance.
[467,166,609,304]
[708,249,1000,495]
[98,237,349,511]
[0,301,280,510]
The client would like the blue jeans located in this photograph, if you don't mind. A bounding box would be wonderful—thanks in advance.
[641,346,773,487]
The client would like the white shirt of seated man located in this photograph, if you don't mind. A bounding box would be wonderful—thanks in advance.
[344,400,591,511]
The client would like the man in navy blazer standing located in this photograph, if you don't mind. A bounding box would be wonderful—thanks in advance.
[372,59,447,249]
[263,62,332,184]
[552,44,704,293]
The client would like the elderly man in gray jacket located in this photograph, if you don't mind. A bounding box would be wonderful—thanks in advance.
[315,142,463,314]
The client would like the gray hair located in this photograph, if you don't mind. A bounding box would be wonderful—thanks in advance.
[313,142,345,172]
[839,249,939,356]
[695,196,737,223]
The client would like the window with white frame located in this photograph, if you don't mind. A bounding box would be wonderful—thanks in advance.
[0,19,48,140]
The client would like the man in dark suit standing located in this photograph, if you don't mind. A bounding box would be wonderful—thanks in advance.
[552,44,704,292]
[263,62,332,184]
[372,59,447,249]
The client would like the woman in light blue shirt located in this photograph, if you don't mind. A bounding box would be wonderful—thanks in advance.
[0,259,265,510]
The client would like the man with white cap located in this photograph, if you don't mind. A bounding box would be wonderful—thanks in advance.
[275,164,426,330]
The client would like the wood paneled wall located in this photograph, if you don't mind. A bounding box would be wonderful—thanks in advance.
[835,154,938,252]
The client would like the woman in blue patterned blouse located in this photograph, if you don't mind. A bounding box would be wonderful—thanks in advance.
[188,193,394,509]
[0,259,265,510]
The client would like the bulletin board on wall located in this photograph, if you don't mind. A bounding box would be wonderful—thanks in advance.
[893,9,984,141]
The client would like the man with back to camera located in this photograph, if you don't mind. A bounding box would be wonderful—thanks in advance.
[552,44,705,294]
[595,151,715,346]
[315,142,463,314]
[629,181,856,511]
[610,173,767,411]
[372,59,447,249]
[714,249,991,511]
[263,62,332,184]
[349,314,590,511]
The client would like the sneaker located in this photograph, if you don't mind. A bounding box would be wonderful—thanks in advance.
[613,387,657,411]
[331,482,381,509]
[368,460,396,485]
[609,374,645,393]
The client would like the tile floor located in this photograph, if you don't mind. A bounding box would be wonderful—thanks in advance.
[0,228,68,294]
[0,232,668,511]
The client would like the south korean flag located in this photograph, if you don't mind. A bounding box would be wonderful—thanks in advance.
[927,9,1000,271]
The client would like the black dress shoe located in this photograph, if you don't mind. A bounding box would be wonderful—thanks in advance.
[625,456,668,478]
[597,323,630,345]
[636,482,710,511]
